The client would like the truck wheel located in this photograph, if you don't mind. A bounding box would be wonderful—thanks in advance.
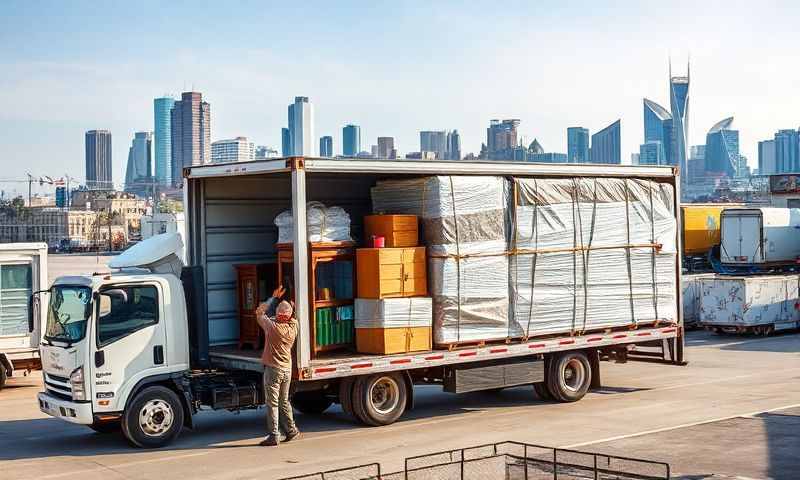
[89,419,121,434]
[339,377,355,418]
[292,390,334,414]
[533,382,552,401]
[0,364,7,390]
[546,351,591,403]
[121,386,184,448]
[352,373,407,426]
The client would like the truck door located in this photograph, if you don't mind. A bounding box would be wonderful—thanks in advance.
[721,212,763,264]
[91,283,168,412]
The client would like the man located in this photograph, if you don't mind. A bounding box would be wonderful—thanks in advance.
[255,285,300,446]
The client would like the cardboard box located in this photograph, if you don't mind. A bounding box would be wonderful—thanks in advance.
[364,215,419,247]
[356,247,427,298]
[356,326,432,354]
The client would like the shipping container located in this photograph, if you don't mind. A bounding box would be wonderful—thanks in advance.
[720,208,800,266]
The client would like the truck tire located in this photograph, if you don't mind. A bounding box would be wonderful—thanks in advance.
[546,351,591,403]
[89,419,121,434]
[351,373,407,426]
[339,377,355,418]
[292,390,334,414]
[533,382,552,401]
[0,364,7,390]
[121,386,184,448]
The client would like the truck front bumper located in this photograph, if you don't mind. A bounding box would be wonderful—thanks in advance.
[37,392,93,425]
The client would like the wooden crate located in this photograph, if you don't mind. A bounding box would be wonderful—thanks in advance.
[364,214,419,247]
[356,326,432,354]
[356,247,426,298]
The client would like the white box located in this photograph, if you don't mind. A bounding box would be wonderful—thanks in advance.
[355,297,433,329]
[682,273,715,325]
[699,274,800,328]
[721,208,800,265]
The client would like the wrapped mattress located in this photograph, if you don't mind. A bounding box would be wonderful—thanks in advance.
[511,178,678,336]
[372,176,511,344]
[274,201,352,243]
[355,298,433,328]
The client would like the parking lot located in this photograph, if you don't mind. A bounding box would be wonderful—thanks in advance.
[1,329,798,479]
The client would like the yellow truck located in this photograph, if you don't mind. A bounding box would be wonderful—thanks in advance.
[681,203,743,270]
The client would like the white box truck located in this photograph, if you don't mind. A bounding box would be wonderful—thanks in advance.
[34,158,685,448]
[0,243,48,389]
[720,207,800,267]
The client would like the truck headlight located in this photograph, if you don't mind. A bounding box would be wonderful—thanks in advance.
[70,367,86,401]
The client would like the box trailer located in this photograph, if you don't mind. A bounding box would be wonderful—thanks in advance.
[0,243,48,389]
[34,158,684,448]
[720,207,800,267]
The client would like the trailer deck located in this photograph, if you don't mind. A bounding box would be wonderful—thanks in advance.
[209,323,681,380]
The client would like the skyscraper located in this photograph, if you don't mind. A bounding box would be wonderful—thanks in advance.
[638,141,663,166]
[281,128,292,156]
[567,127,589,163]
[669,62,690,181]
[590,120,621,164]
[774,129,800,174]
[447,130,461,160]
[420,131,447,160]
[758,139,776,176]
[170,92,211,187]
[642,98,673,165]
[153,96,175,186]
[486,119,520,160]
[343,124,361,157]
[284,96,315,157]
[211,137,255,163]
[687,145,706,184]
[319,136,333,157]
[704,117,738,177]
[377,137,394,158]
[85,130,112,190]
[124,131,152,191]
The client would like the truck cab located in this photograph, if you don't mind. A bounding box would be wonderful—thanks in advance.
[37,233,194,446]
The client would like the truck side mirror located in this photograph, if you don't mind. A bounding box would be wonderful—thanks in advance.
[28,289,49,333]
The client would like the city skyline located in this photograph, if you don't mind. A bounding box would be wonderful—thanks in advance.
[3,2,800,192]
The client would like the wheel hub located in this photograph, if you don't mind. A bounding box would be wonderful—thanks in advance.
[561,358,586,393]
[369,376,400,415]
[139,399,174,437]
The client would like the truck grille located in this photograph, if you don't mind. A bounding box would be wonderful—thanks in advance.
[44,372,72,400]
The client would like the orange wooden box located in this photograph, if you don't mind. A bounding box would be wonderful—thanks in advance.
[356,247,427,298]
[364,215,419,248]
[356,326,432,354]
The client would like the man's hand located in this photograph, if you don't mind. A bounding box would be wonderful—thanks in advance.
[272,285,286,299]
[255,302,269,319]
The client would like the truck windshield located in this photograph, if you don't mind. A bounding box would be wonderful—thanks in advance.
[44,286,93,344]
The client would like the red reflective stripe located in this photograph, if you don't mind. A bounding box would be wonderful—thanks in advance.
[490,348,508,353]
[635,332,651,336]
[314,367,337,374]
[390,358,412,365]
[425,354,445,361]
[587,337,603,342]
[350,363,373,369]
[529,343,546,349]
[459,351,478,357]
[559,339,575,345]
[613,334,627,339]
[661,328,676,333]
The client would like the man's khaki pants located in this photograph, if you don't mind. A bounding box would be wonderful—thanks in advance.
[263,365,297,438]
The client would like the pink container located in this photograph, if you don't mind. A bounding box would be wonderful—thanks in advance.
[372,236,386,248]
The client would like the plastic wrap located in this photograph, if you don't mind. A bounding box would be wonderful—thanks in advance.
[355,298,433,328]
[372,176,511,344]
[682,273,715,325]
[274,201,352,243]
[511,178,678,336]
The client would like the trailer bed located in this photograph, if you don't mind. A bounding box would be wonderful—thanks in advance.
[209,323,681,380]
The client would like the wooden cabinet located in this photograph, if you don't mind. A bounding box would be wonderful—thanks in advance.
[234,263,277,350]
[277,242,356,358]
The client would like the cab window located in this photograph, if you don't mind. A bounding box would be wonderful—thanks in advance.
[97,285,159,346]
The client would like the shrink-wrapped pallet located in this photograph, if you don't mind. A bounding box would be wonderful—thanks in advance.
[682,273,715,326]
[699,274,800,327]
[372,176,511,344]
[511,178,678,336]
[355,298,433,354]
[274,201,352,243]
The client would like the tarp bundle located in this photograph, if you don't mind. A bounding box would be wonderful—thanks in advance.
[372,177,511,344]
[275,201,353,244]
[371,175,678,346]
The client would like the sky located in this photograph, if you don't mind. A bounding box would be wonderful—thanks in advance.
[1,1,799,196]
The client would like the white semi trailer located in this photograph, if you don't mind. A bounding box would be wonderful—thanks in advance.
[0,243,48,389]
[34,158,685,448]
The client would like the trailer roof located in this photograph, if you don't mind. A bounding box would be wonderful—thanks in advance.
[185,157,678,180]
